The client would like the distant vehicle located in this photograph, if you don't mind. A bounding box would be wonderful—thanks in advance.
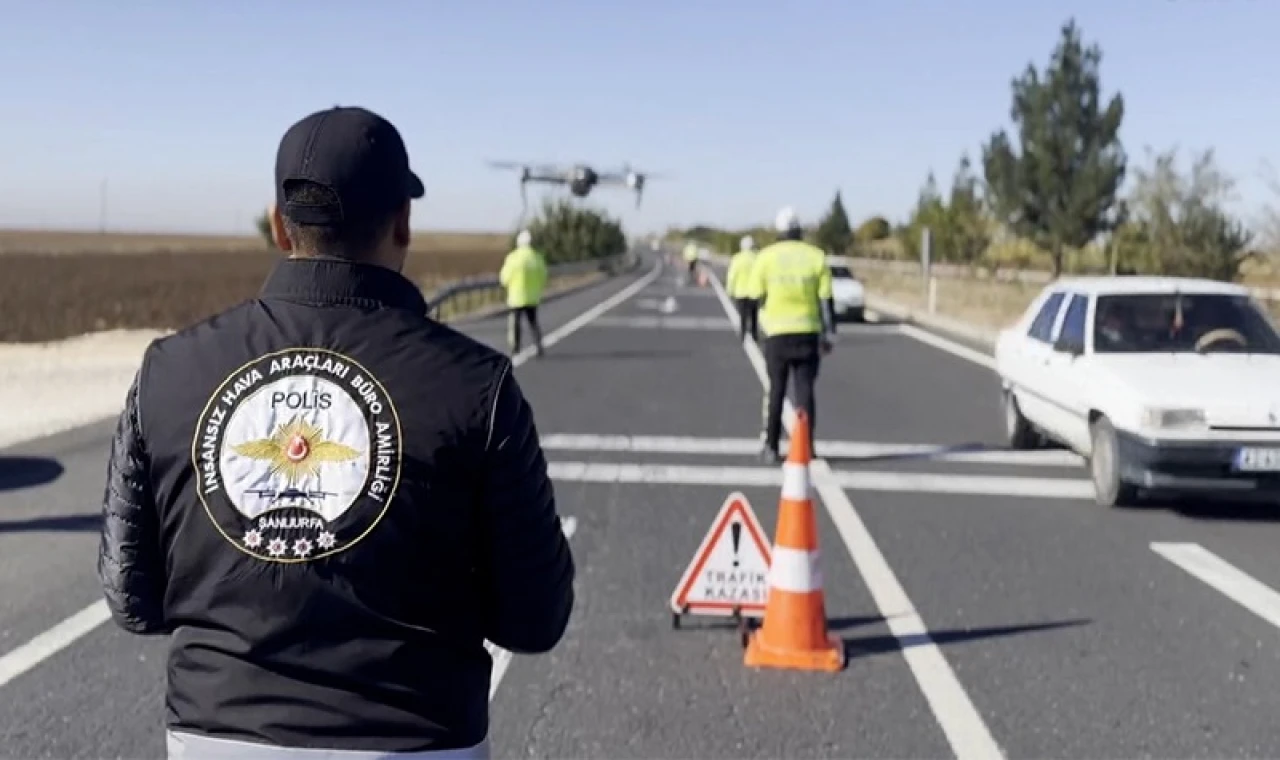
[829,262,865,322]
[994,276,1280,507]
[487,160,666,209]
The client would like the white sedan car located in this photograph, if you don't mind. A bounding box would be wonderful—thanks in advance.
[994,276,1280,507]
[829,262,865,322]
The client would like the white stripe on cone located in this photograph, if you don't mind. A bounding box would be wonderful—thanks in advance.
[781,462,810,500]
[768,546,824,593]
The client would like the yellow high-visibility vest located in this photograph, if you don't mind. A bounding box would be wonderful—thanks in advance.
[746,240,832,336]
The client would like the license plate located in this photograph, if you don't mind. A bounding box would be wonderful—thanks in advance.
[1234,447,1280,472]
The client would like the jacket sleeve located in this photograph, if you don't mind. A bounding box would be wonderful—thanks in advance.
[476,361,575,654]
[499,254,512,288]
[97,368,169,635]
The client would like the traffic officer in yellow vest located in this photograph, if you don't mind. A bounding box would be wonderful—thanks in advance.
[682,241,701,283]
[725,235,759,342]
[500,229,548,357]
[746,207,835,463]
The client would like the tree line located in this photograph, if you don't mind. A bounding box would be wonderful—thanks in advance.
[671,18,1280,283]
[255,197,627,264]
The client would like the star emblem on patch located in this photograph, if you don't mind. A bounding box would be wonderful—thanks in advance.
[316,531,337,550]
[293,538,314,558]
[243,530,263,549]
[267,537,288,557]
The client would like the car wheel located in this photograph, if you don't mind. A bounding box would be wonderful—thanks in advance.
[1003,389,1038,450]
[1089,415,1138,507]
[849,307,864,323]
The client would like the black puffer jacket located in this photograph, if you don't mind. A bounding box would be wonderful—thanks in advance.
[97,257,574,753]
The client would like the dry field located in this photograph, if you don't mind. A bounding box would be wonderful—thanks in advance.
[0,228,508,256]
[0,230,516,342]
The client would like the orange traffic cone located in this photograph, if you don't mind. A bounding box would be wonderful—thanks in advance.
[744,410,845,672]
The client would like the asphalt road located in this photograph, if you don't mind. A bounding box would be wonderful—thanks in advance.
[4,255,1280,758]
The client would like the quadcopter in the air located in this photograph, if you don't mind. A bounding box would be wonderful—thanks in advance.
[487,160,666,210]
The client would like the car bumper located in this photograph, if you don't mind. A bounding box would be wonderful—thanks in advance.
[1116,430,1280,494]
[833,299,864,317]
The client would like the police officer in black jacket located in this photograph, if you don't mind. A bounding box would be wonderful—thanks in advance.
[97,106,574,759]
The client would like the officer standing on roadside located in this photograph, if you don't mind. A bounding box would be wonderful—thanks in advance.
[747,207,836,464]
[725,235,759,342]
[97,105,574,760]
[500,229,548,357]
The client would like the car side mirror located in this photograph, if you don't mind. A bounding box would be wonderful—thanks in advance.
[1053,335,1085,356]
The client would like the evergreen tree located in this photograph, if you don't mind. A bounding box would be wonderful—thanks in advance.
[981,18,1127,275]
[945,154,990,263]
[813,191,853,255]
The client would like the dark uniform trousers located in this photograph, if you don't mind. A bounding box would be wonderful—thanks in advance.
[508,305,543,354]
[763,332,821,453]
[734,298,759,342]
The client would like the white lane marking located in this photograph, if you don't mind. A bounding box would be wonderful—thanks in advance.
[895,323,997,371]
[588,316,733,331]
[486,515,579,701]
[540,433,1083,467]
[1151,542,1280,632]
[546,461,1091,499]
[511,261,664,365]
[0,264,659,694]
[0,600,110,689]
[707,267,1006,760]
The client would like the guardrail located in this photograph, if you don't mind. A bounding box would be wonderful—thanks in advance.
[424,249,640,321]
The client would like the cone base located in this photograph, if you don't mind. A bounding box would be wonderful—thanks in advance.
[743,631,845,673]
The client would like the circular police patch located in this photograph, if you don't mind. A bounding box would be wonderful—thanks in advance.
[191,348,403,563]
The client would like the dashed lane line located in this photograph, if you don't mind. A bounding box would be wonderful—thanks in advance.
[1151,542,1280,633]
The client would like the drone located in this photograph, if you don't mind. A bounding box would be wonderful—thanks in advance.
[487,160,665,210]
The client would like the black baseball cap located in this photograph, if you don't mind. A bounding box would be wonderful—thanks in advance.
[275,106,425,225]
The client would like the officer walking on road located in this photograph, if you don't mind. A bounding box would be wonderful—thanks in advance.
[97,105,574,760]
[500,229,548,357]
[726,235,759,342]
[682,241,701,284]
[747,207,836,464]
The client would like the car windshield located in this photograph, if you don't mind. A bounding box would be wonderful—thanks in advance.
[830,265,854,279]
[1093,292,1280,355]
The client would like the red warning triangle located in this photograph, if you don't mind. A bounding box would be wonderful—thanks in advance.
[670,492,773,618]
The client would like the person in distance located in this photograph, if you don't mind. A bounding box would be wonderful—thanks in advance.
[97,105,575,760]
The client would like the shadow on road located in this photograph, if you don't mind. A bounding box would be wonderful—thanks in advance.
[0,512,99,533]
[1138,494,1280,523]
[0,457,64,491]
[843,618,1090,659]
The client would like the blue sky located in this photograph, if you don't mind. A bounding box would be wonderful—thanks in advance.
[1,0,1276,236]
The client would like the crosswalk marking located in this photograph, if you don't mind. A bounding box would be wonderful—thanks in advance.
[540,433,1083,468]
[546,460,1092,500]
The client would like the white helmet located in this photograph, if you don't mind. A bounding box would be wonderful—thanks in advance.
[774,206,800,233]
[740,235,755,251]
[516,229,532,247]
